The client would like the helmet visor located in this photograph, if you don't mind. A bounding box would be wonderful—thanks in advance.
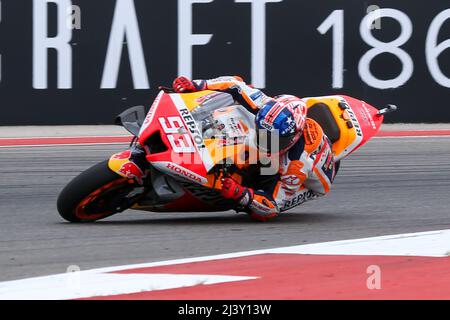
[256,127,295,154]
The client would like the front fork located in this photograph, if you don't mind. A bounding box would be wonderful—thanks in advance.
[108,145,148,185]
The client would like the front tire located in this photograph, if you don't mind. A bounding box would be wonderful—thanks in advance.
[57,161,137,222]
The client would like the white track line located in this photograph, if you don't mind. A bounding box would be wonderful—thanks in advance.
[73,229,450,275]
[0,274,256,300]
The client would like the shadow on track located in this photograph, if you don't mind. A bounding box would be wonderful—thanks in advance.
[57,211,344,226]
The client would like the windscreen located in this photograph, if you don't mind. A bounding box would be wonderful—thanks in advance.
[190,92,235,123]
[191,92,236,139]
[190,92,257,146]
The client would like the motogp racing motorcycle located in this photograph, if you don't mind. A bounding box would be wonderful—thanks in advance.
[57,88,396,222]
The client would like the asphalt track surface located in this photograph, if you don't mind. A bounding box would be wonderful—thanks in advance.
[1,136,450,281]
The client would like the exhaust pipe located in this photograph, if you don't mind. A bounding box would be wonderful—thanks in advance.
[377,104,398,116]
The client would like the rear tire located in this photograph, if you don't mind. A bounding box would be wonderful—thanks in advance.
[57,161,133,223]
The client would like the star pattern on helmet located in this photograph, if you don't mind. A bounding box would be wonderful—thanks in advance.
[286,116,294,125]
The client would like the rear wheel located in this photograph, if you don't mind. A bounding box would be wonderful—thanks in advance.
[57,161,140,222]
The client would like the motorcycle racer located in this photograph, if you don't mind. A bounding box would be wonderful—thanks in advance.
[173,76,337,221]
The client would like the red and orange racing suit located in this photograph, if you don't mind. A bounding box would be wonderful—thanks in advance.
[193,76,337,219]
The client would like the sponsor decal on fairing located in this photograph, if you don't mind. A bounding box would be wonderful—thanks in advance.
[152,161,208,185]
[169,94,215,171]
[112,150,132,160]
[360,102,378,130]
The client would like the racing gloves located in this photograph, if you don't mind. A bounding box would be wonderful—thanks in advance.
[221,177,280,222]
[172,76,206,93]
[220,177,254,207]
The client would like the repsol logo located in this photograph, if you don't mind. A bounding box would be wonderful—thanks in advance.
[341,100,363,137]
[281,190,316,211]
[179,107,205,149]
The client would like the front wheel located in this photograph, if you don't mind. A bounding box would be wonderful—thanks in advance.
[57,161,140,222]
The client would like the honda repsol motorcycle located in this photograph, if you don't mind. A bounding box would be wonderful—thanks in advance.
[57,88,396,222]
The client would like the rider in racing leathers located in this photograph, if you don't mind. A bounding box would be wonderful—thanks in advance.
[172,75,337,221]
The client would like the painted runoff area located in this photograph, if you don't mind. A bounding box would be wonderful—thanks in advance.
[0,229,449,300]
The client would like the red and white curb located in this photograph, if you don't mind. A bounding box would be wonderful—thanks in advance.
[0,136,132,148]
[376,129,450,138]
[0,229,449,300]
[1,130,450,147]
